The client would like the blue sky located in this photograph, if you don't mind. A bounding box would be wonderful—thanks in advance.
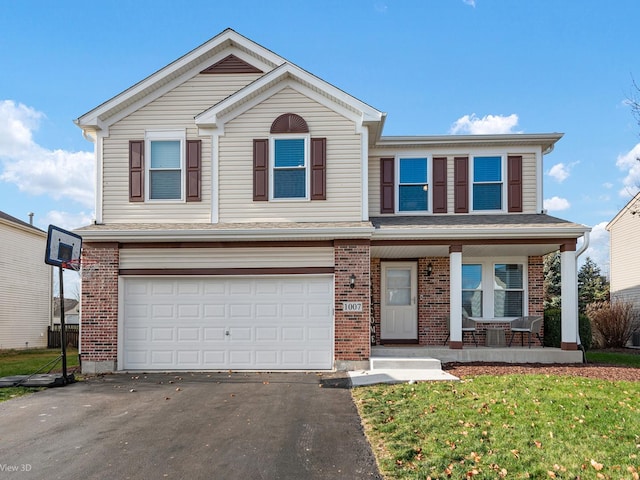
[2,0,639,277]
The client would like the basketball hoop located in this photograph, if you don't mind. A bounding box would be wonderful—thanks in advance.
[61,258,81,272]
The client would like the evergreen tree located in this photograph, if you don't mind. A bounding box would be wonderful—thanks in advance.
[577,257,610,314]
[543,251,562,309]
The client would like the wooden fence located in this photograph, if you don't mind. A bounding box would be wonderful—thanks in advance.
[47,325,79,348]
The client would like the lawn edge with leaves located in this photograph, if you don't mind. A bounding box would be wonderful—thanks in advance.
[353,374,640,479]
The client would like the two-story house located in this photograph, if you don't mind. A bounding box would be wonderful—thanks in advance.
[74,29,588,374]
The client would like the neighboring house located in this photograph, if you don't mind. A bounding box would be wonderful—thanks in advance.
[53,298,80,325]
[0,211,51,349]
[607,192,640,307]
[74,29,589,374]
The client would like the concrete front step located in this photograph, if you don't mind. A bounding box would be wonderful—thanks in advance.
[370,356,442,371]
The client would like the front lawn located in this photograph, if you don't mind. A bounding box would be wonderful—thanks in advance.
[0,348,79,402]
[354,375,640,479]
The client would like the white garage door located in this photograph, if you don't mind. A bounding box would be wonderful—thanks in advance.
[121,276,334,370]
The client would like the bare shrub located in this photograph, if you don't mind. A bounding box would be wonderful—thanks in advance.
[586,300,639,348]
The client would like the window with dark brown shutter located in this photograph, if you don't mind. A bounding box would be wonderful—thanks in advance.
[186,140,202,202]
[454,156,469,213]
[253,139,269,201]
[310,137,326,200]
[432,157,447,213]
[508,155,523,212]
[129,140,144,202]
[380,157,395,214]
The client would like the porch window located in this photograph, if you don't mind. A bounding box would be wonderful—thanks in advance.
[494,264,524,317]
[398,157,428,211]
[462,264,483,317]
[472,156,503,211]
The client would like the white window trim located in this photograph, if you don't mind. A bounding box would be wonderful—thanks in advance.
[463,257,528,319]
[269,134,310,201]
[144,129,186,202]
[395,154,431,214]
[470,154,507,213]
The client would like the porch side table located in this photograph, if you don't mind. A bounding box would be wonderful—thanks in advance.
[485,328,506,347]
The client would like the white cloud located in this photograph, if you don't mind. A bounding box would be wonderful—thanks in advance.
[580,222,610,277]
[449,113,521,135]
[0,100,94,208]
[603,182,613,189]
[543,196,571,211]
[463,0,476,6]
[546,163,571,182]
[41,210,94,232]
[373,1,388,13]
[616,142,640,198]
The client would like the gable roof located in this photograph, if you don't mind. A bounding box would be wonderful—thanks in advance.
[74,28,385,139]
[606,190,640,230]
[74,29,286,133]
[194,62,385,139]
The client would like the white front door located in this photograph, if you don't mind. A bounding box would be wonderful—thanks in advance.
[381,262,418,341]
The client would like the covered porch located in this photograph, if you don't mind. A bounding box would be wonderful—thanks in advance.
[369,214,591,361]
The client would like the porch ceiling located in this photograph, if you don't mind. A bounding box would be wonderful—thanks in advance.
[371,242,560,259]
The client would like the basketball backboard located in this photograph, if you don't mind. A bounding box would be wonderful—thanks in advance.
[45,225,83,269]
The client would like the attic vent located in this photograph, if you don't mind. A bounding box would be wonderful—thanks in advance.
[270,113,309,134]
[200,54,263,74]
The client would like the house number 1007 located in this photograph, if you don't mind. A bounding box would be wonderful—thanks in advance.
[342,302,363,312]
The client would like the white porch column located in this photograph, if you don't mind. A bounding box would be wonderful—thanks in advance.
[449,245,463,348]
[560,242,579,350]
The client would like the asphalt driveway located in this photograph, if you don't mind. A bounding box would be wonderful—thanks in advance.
[0,372,381,479]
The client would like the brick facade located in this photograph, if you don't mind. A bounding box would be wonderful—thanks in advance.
[333,240,370,366]
[80,242,119,373]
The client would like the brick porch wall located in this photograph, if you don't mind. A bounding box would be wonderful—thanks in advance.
[334,240,370,367]
[80,242,119,373]
[418,257,451,345]
[526,255,544,346]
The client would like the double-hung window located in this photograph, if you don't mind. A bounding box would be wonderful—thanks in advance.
[398,157,429,212]
[472,156,503,211]
[494,264,524,317]
[145,130,185,201]
[462,261,525,318]
[271,137,308,200]
[462,264,483,317]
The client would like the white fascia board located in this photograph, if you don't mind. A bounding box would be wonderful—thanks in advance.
[0,219,47,238]
[77,226,375,243]
[371,225,591,241]
[196,63,383,129]
[75,29,285,130]
[374,133,563,150]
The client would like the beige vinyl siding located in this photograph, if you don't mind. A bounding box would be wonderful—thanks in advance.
[102,73,261,224]
[219,87,362,222]
[520,152,537,213]
[120,246,335,269]
[0,223,50,349]
[609,210,640,305]
[368,152,539,216]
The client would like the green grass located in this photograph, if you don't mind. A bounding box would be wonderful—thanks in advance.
[354,375,640,479]
[0,348,79,402]
[587,351,640,368]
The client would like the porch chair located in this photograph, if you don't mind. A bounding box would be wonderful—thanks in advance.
[443,314,478,347]
[508,316,544,348]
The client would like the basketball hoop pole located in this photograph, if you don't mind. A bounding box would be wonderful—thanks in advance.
[58,265,68,383]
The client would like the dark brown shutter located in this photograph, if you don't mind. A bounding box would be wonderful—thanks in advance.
[310,138,326,200]
[432,157,447,213]
[186,140,201,202]
[507,155,523,212]
[129,140,144,202]
[454,156,469,213]
[380,157,395,214]
[253,139,269,201]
